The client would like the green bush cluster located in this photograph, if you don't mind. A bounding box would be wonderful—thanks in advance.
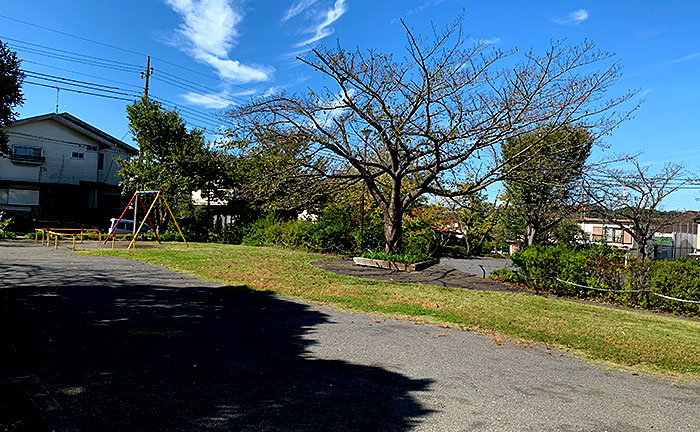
[0,218,17,239]
[241,212,358,253]
[648,259,700,316]
[492,244,700,316]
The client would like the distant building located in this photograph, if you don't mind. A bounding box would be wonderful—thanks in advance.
[0,112,138,227]
[577,218,635,250]
[576,214,700,260]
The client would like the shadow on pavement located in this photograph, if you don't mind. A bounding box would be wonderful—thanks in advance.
[1,281,434,431]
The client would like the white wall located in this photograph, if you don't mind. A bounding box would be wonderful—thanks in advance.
[0,119,130,186]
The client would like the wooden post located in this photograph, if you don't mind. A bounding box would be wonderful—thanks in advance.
[54,234,58,249]
[72,236,76,250]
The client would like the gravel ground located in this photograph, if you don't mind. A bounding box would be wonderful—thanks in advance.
[439,257,514,278]
[1,240,699,431]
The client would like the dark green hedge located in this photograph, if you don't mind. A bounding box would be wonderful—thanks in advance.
[492,244,700,316]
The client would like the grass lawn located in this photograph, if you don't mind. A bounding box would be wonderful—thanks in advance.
[82,242,700,380]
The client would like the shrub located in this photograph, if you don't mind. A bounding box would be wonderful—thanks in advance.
[489,268,520,283]
[0,230,17,239]
[0,218,16,239]
[499,244,699,316]
[647,259,700,315]
[241,214,283,246]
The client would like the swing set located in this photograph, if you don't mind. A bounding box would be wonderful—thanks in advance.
[103,190,188,249]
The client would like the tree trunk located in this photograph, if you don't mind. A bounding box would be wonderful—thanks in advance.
[384,210,404,254]
[381,172,405,254]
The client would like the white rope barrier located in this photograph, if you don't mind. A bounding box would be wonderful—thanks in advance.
[552,277,700,304]
[554,277,646,293]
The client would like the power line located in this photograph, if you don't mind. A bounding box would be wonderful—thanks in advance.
[10,45,140,73]
[6,131,127,148]
[0,15,251,91]
[25,72,138,97]
[23,73,225,132]
[1,35,141,68]
[26,70,123,90]
[0,14,145,57]
[21,59,144,91]
[24,81,135,102]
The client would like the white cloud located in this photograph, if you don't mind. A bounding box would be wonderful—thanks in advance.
[182,91,235,109]
[282,0,318,22]
[262,86,282,97]
[669,51,700,64]
[553,9,589,25]
[473,37,501,46]
[231,89,257,97]
[163,0,273,83]
[197,53,274,83]
[406,0,445,16]
[295,0,348,47]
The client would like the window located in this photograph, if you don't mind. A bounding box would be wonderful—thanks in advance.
[592,226,603,241]
[97,153,105,170]
[611,229,622,243]
[11,145,44,164]
[86,145,98,152]
[72,152,84,159]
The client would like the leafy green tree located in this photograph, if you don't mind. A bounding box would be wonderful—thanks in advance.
[118,97,215,232]
[449,192,500,256]
[501,124,592,247]
[0,40,25,156]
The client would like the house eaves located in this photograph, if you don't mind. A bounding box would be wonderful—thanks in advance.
[9,112,138,156]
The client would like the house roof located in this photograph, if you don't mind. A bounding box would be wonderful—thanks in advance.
[10,112,138,155]
[574,218,633,224]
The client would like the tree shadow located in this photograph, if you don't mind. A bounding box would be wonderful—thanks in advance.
[1,281,434,431]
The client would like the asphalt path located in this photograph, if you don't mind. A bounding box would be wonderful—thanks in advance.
[1,241,698,431]
[439,257,514,278]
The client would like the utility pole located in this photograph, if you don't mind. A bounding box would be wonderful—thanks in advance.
[141,56,153,98]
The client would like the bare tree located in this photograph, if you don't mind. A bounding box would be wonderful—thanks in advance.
[226,16,635,253]
[584,161,690,260]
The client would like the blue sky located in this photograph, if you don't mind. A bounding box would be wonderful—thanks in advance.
[2,0,699,208]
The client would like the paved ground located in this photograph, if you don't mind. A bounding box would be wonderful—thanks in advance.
[1,240,699,431]
[314,260,523,292]
[439,257,514,278]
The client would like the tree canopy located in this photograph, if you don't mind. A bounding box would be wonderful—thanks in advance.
[0,40,25,156]
[118,97,216,231]
[501,124,592,246]
[226,17,634,253]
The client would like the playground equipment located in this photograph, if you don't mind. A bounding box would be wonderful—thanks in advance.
[35,228,103,250]
[104,190,188,249]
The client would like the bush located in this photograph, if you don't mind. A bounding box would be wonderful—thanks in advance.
[490,268,520,284]
[0,230,17,239]
[648,259,700,315]
[493,244,700,316]
[241,212,358,254]
[0,217,16,239]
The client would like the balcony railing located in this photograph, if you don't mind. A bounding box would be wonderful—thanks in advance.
[10,152,45,164]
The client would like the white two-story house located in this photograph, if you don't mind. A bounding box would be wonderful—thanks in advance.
[0,112,138,227]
